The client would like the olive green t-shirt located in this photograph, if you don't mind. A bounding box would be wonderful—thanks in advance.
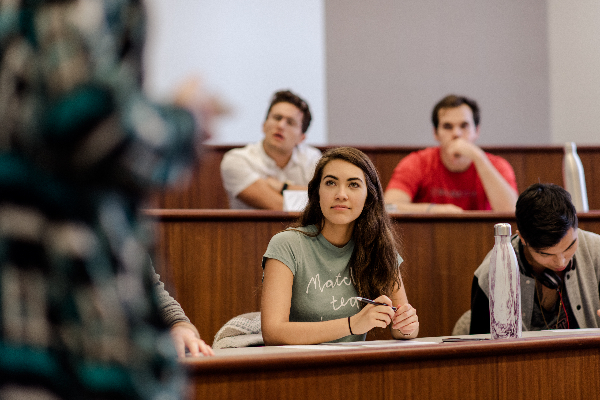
[263,225,366,342]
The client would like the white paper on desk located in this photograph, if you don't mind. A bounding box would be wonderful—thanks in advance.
[283,190,309,212]
[282,345,348,350]
[321,340,438,347]
[360,341,438,347]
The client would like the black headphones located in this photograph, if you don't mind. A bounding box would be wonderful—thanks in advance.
[536,269,563,291]
[532,260,573,291]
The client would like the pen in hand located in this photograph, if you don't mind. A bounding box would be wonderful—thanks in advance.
[354,297,397,312]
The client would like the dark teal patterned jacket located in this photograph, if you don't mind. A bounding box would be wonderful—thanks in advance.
[0,1,196,399]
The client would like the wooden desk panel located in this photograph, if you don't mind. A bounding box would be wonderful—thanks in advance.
[183,332,600,400]
[149,210,296,344]
[147,210,600,344]
[154,145,600,210]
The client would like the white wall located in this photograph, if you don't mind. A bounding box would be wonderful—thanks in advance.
[143,1,600,147]
[143,0,327,145]
[325,0,551,146]
[548,1,600,145]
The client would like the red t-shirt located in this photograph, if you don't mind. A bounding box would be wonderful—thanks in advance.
[385,147,517,211]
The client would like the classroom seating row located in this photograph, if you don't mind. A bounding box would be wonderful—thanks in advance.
[184,330,600,400]
[153,144,600,209]
[146,209,600,344]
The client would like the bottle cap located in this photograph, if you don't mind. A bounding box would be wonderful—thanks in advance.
[494,223,512,236]
[564,142,577,153]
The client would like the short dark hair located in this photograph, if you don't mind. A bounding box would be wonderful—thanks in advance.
[265,90,312,133]
[516,183,578,250]
[431,94,480,129]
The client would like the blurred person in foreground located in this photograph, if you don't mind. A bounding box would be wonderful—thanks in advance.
[0,1,212,399]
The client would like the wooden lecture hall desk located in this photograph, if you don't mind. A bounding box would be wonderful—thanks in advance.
[154,144,600,209]
[183,330,600,400]
[146,209,600,344]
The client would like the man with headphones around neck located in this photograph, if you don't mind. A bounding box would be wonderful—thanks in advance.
[470,183,600,334]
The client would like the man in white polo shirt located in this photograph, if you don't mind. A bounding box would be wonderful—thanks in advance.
[221,90,322,209]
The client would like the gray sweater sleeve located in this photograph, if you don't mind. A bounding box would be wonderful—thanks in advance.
[152,272,191,327]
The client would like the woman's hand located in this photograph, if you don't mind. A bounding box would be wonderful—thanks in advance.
[392,303,419,337]
[349,295,396,335]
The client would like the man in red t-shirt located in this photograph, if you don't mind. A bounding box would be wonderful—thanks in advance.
[384,95,518,213]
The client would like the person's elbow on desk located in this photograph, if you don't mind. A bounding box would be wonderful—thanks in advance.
[384,189,464,214]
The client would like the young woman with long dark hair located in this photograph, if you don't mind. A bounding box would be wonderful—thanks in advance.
[261,147,419,344]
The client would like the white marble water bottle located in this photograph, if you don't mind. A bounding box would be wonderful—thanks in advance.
[489,223,522,339]
[563,142,589,212]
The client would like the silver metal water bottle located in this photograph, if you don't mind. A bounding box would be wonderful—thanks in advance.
[489,223,522,339]
[563,142,588,212]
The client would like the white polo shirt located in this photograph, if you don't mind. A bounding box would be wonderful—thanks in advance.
[220,141,322,209]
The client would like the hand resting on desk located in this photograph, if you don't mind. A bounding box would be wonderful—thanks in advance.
[392,303,419,337]
[350,295,419,339]
[170,321,214,357]
[349,295,396,334]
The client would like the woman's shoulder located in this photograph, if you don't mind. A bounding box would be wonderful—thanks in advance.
[270,225,317,243]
